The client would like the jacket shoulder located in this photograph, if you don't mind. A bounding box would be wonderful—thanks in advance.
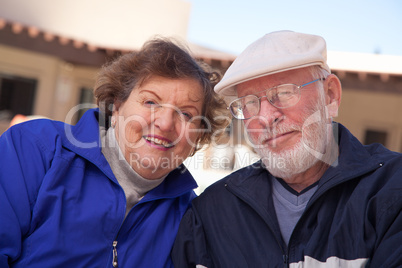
[365,142,402,160]
[5,119,65,152]
[363,143,402,177]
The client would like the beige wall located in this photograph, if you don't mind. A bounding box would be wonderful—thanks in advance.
[337,89,402,152]
[0,0,191,51]
[0,44,98,133]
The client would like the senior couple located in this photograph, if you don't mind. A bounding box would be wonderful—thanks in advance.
[1,31,401,267]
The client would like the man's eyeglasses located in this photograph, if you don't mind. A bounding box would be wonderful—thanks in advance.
[228,78,325,120]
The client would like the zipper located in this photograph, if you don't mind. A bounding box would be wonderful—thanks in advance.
[112,241,118,267]
[283,254,289,268]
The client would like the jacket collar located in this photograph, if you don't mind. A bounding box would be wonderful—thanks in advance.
[142,165,198,201]
[222,123,382,250]
[318,123,382,189]
[59,108,104,163]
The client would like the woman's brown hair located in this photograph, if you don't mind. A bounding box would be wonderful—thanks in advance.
[94,37,229,154]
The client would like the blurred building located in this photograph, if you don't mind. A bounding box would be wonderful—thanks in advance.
[329,51,402,153]
[0,0,234,132]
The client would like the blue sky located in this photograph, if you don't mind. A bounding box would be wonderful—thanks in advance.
[186,0,402,56]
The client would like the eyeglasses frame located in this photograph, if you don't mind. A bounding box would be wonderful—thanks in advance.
[228,78,326,120]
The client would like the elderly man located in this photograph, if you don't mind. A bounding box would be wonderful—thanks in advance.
[172,31,402,267]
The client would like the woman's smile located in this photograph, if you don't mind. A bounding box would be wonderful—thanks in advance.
[143,135,174,151]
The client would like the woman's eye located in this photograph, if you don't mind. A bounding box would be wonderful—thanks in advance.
[180,111,193,121]
[144,100,160,107]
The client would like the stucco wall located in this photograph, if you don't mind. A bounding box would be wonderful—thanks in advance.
[0,44,98,133]
[337,89,402,152]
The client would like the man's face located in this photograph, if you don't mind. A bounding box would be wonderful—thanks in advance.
[237,68,328,179]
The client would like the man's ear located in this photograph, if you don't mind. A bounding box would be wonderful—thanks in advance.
[324,74,342,118]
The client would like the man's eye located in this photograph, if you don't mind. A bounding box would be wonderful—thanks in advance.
[278,90,292,96]
[245,99,258,106]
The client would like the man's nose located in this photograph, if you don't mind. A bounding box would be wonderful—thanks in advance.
[257,98,283,127]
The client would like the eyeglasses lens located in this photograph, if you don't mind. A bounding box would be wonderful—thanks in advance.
[230,84,302,119]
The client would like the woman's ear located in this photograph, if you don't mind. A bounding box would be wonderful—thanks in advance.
[112,100,121,115]
[111,101,121,128]
[324,74,342,118]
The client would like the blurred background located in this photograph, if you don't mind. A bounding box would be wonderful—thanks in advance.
[0,0,401,193]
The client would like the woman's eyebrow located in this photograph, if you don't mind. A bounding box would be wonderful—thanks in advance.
[138,89,162,100]
[180,103,200,115]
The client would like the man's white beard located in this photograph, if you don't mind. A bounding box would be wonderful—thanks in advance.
[255,120,327,179]
[251,100,329,179]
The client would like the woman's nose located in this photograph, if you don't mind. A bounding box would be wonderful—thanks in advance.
[154,107,175,132]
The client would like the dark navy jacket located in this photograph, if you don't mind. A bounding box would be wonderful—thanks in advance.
[0,109,197,267]
[172,124,402,267]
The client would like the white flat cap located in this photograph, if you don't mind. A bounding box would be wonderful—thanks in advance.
[215,30,331,96]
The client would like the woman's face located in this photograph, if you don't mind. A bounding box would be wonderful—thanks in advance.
[112,76,204,179]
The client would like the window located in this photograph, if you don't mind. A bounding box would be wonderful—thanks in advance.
[364,129,388,147]
[0,74,37,120]
[75,87,95,123]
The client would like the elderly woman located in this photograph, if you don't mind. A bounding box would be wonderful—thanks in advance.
[0,38,228,267]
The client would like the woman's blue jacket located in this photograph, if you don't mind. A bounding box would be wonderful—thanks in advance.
[0,109,197,267]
